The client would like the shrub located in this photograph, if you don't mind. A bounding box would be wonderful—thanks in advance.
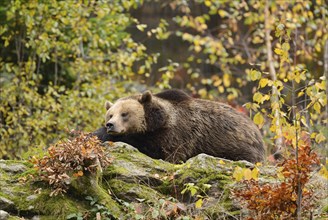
[31,132,112,196]
[234,144,320,220]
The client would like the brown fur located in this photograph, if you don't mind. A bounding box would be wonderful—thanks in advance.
[96,89,265,163]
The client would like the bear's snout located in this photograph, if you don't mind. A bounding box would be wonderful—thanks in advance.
[106,122,114,130]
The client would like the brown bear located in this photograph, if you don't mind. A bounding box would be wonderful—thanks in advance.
[93,89,265,163]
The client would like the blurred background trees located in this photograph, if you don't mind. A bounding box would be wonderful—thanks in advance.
[0,0,327,160]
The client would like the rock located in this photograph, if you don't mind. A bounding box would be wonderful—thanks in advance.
[0,210,9,220]
[0,197,14,211]
[0,160,26,173]
[26,195,38,202]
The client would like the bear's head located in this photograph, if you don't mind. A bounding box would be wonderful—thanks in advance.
[105,91,168,135]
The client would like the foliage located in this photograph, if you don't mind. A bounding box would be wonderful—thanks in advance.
[232,165,260,182]
[181,182,211,209]
[0,0,157,159]
[31,132,111,196]
[234,144,320,220]
[245,17,327,151]
[166,0,327,98]
[67,196,113,220]
[142,0,328,153]
[114,197,188,220]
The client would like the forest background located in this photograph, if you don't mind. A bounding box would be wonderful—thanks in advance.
[0,0,327,163]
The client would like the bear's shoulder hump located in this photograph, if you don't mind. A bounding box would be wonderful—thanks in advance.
[155,89,191,103]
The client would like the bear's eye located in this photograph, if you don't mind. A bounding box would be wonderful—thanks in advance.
[109,114,113,119]
[121,112,129,117]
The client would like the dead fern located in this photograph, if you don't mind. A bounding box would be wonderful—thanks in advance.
[31,131,112,196]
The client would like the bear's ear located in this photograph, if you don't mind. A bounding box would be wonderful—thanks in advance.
[105,101,113,110]
[139,90,152,104]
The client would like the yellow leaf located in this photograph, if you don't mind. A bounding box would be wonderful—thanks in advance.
[253,92,263,103]
[204,0,212,7]
[315,81,326,90]
[219,160,225,165]
[4,39,9,47]
[313,102,321,113]
[218,86,224,93]
[252,36,263,44]
[259,78,269,88]
[194,45,202,52]
[310,132,317,139]
[319,165,328,179]
[243,168,252,180]
[218,9,227,17]
[223,73,231,87]
[195,198,203,209]
[277,167,285,180]
[282,42,290,51]
[136,24,147,32]
[249,69,261,81]
[289,206,296,214]
[233,166,244,181]
[315,43,321,52]
[274,48,284,55]
[253,112,264,128]
[315,132,326,143]
[300,116,308,128]
[251,167,259,180]
[198,88,207,98]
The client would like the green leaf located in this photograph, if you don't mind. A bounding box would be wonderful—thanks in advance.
[190,187,197,196]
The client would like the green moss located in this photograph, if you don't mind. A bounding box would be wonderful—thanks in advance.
[0,169,9,182]
[107,179,164,203]
[8,216,22,220]
[322,203,328,212]
[32,193,86,218]
[153,176,174,195]
[70,171,123,218]
[105,163,131,177]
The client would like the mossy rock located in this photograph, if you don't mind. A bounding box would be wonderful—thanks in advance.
[1,143,327,219]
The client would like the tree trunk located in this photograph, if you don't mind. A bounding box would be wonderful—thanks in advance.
[264,0,283,150]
